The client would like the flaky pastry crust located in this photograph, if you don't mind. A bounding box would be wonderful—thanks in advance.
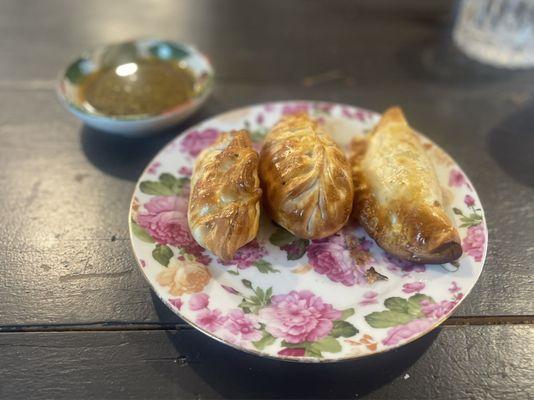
[188,130,261,261]
[350,107,462,264]
[259,113,354,239]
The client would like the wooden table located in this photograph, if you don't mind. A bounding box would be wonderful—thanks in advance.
[0,0,532,398]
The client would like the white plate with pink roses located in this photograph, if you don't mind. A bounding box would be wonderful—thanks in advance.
[129,101,487,362]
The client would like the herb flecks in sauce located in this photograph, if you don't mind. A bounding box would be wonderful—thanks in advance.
[80,59,196,117]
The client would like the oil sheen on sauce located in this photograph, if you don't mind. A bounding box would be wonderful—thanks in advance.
[79,59,196,116]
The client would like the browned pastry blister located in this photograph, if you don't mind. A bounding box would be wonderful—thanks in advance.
[259,113,354,239]
[350,107,462,264]
[188,130,262,262]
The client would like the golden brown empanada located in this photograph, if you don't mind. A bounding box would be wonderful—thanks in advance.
[259,113,354,239]
[350,107,462,264]
[188,130,262,261]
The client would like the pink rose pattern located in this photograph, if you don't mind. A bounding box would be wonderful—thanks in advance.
[263,103,275,112]
[383,254,426,274]
[420,299,456,319]
[463,224,485,262]
[219,240,266,269]
[178,288,340,353]
[191,297,262,343]
[184,287,463,353]
[147,161,161,175]
[196,309,227,332]
[256,113,265,125]
[178,166,192,176]
[281,102,309,116]
[464,194,475,207]
[372,282,462,347]
[379,298,458,346]
[307,233,368,286]
[133,102,486,359]
[180,128,219,157]
[382,318,434,346]
[448,281,464,300]
[280,241,306,259]
[224,310,262,342]
[168,298,183,310]
[138,196,193,246]
[278,348,305,357]
[454,292,464,301]
[258,290,341,343]
[182,291,348,354]
[449,281,460,293]
[280,102,335,117]
[137,196,211,265]
[189,293,209,311]
[341,106,373,121]
[307,235,356,286]
[315,102,335,114]
[359,291,378,306]
[402,282,426,294]
[448,169,465,187]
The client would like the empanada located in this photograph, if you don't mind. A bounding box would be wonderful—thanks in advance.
[350,107,462,264]
[188,130,262,261]
[259,113,354,239]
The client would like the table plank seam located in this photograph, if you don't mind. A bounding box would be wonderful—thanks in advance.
[1,315,532,333]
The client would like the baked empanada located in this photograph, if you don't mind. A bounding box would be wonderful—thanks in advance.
[188,130,262,261]
[350,107,462,264]
[259,113,354,239]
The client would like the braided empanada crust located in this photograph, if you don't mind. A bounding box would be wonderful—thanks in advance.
[188,130,261,261]
[259,113,353,239]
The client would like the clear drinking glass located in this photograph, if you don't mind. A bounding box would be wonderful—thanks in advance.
[453,0,534,68]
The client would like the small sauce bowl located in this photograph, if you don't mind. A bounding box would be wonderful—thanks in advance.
[56,38,214,135]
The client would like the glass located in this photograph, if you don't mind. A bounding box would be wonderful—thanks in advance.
[453,0,534,68]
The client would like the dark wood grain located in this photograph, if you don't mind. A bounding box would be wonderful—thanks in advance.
[0,325,532,400]
[0,78,533,328]
[1,0,533,399]
[0,0,450,83]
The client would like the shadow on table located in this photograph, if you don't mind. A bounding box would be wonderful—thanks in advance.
[149,290,437,399]
[487,102,534,189]
[79,103,218,181]
[164,326,438,399]
[80,125,178,181]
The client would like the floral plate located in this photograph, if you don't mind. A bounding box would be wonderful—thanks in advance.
[129,101,487,362]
